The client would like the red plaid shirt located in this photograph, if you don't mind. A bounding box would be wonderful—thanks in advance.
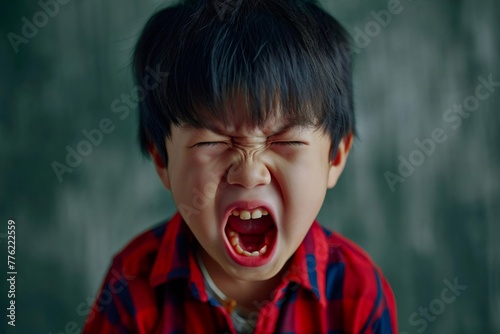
[83,213,397,333]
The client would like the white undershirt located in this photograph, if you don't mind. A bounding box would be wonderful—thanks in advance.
[196,251,257,334]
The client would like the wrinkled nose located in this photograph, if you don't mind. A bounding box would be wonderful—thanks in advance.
[226,156,271,188]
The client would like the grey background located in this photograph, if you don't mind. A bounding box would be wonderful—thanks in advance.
[1,0,499,333]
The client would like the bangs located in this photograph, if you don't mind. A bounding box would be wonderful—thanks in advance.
[134,0,354,162]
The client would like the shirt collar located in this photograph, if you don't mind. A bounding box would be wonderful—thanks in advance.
[149,212,328,307]
[270,221,328,307]
[149,213,208,302]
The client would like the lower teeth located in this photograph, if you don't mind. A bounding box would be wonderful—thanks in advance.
[229,232,268,257]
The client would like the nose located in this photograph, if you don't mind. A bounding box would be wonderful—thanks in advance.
[226,156,271,188]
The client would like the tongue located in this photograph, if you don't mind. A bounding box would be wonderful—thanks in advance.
[227,215,274,234]
[239,234,266,252]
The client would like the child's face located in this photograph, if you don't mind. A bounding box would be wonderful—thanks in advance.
[151,113,351,281]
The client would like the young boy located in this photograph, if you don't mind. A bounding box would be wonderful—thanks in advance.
[83,0,398,333]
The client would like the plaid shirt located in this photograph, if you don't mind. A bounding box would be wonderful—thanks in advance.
[83,213,397,333]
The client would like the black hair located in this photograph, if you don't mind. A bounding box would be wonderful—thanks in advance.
[133,0,355,164]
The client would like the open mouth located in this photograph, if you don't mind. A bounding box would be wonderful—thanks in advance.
[224,207,277,266]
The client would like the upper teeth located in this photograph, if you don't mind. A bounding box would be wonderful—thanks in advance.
[232,208,269,220]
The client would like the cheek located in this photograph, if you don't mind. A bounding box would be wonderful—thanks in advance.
[271,152,330,196]
[170,150,213,185]
[272,154,330,226]
[169,152,228,211]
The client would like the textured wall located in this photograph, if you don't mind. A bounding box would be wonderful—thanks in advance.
[1,0,499,333]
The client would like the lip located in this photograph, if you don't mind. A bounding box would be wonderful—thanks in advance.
[222,200,278,267]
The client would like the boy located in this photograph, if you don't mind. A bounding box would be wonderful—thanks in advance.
[83,0,398,333]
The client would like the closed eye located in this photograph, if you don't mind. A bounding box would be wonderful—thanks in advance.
[192,142,226,147]
[271,141,306,146]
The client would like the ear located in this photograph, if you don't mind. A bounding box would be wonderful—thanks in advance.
[327,132,353,189]
[148,143,171,190]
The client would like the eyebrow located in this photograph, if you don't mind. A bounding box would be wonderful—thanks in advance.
[182,122,297,137]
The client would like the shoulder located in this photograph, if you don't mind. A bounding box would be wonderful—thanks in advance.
[321,226,398,332]
[110,218,169,278]
[325,228,381,277]
[323,226,392,297]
